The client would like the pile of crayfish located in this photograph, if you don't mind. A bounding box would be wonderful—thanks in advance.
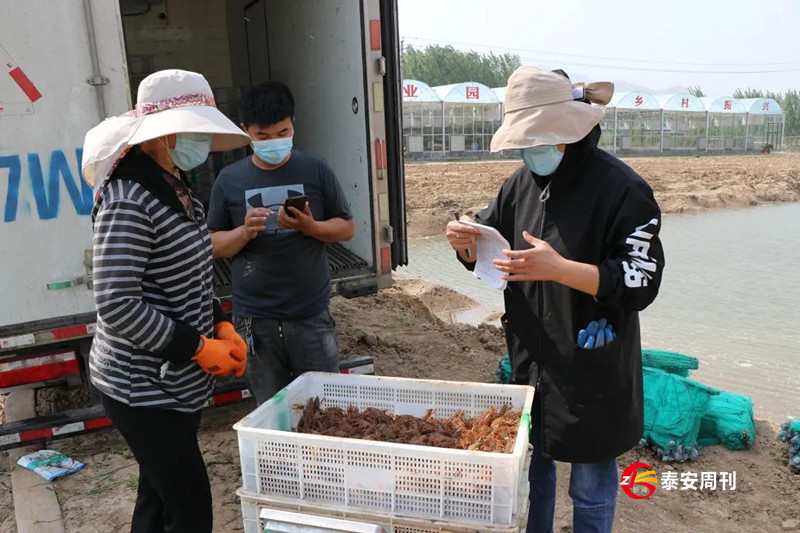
[296,397,521,453]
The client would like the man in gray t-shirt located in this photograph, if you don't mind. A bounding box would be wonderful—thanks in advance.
[207,82,354,404]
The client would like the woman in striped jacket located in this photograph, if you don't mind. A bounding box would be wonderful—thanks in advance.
[81,70,252,533]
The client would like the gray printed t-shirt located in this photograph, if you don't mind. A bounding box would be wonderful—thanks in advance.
[207,151,352,319]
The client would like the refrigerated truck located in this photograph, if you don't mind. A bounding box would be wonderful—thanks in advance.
[0,0,406,448]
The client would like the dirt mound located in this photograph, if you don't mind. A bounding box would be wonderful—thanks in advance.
[5,279,797,532]
[332,286,505,383]
[405,154,800,238]
[392,275,477,322]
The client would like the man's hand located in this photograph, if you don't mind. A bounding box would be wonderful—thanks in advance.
[493,231,568,282]
[277,202,316,234]
[445,216,480,261]
[243,208,272,239]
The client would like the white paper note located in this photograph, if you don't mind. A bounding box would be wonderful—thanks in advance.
[460,221,510,291]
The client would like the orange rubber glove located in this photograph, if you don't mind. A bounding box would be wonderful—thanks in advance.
[214,321,247,358]
[192,337,246,377]
[214,322,247,377]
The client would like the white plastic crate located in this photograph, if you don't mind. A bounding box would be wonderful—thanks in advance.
[238,487,530,533]
[258,508,384,532]
[234,373,534,527]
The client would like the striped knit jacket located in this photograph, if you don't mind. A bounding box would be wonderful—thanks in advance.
[90,149,223,412]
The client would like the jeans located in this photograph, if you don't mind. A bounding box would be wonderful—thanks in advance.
[102,394,212,533]
[234,307,340,405]
[527,452,619,533]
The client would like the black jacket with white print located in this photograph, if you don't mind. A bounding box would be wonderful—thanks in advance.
[465,126,664,463]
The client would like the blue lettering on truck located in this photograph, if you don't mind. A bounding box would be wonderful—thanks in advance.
[0,149,91,222]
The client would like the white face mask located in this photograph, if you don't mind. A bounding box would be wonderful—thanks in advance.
[167,132,212,170]
[520,145,564,176]
[252,136,293,165]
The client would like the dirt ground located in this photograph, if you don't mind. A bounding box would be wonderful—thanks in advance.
[2,153,799,531]
[0,450,11,532]
[405,154,800,238]
[1,278,798,532]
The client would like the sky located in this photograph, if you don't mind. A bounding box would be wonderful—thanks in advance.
[398,0,800,96]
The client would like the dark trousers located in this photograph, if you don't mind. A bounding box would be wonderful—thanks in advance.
[102,394,212,533]
[234,307,340,405]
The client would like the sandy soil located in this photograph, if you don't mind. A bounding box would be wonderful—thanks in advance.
[334,278,503,384]
[0,451,12,533]
[405,154,800,238]
[0,279,795,532]
[2,154,798,531]
[45,402,252,533]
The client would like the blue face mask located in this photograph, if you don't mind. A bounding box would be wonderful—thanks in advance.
[520,145,564,176]
[253,137,293,165]
[168,132,212,171]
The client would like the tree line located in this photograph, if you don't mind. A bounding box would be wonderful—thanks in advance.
[402,44,520,89]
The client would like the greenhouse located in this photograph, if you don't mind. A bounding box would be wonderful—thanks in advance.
[658,93,708,151]
[740,98,784,151]
[401,79,442,154]
[492,87,507,113]
[434,82,502,153]
[605,92,663,151]
[701,97,748,151]
[400,82,784,156]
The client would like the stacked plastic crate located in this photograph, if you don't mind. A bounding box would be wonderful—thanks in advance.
[234,372,534,533]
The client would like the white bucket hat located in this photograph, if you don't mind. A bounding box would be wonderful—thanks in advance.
[490,67,614,152]
[82,69,251,188]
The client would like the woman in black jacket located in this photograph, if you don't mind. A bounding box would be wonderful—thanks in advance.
[447,67,664,533]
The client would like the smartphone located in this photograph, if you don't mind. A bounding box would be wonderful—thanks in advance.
[284,195,308,217]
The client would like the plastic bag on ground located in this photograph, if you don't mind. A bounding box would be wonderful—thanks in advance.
[17,449,85,481]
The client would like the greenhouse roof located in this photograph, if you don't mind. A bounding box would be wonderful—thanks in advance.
[699,97,747,114]
[655,93,706,112]
[402,79,441,103]
[609,91,661,110]
[422,82,786,115]
[739,98,782,115]
[433,82,500,104]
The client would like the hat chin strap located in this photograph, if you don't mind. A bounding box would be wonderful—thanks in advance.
[147,136,179,176]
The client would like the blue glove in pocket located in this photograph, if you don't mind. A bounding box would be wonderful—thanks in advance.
[577,318,615,349]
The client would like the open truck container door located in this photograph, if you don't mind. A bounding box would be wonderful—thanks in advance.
[117,0,405,296]
[379,0,408,270]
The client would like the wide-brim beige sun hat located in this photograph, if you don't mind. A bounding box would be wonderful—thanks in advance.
[490,66,614,153]
[82,69,251,187]
[126,69,250,150]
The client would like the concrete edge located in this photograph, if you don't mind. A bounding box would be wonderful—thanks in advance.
[7,390,66,533]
